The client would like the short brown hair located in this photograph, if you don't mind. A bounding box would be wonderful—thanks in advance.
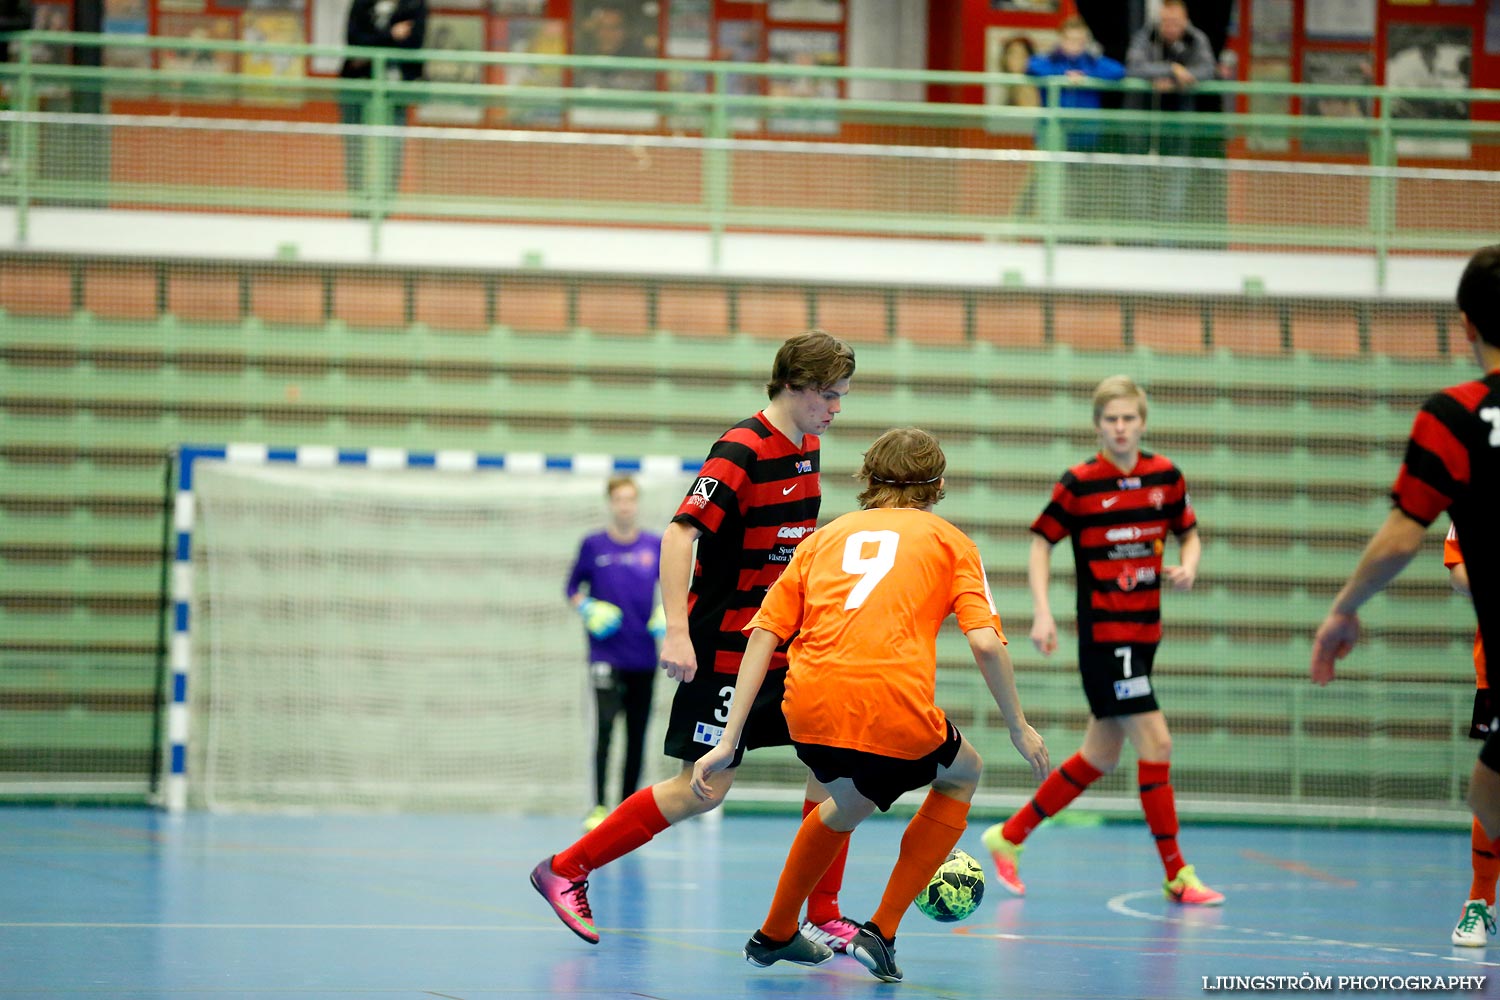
[1092,375,1148,423]
[605,475,637,498]
[1060,15,1088,34]
[855,427,946,509]
[766,329,857,400]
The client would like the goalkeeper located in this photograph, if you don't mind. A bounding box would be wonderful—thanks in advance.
[566,475,665,833]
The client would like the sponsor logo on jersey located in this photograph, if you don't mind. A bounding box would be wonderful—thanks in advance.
[1114,676,1153,700]
[794,459,813,474]
[1108,543,1154,560]
[687,477,718,509]
[1118,477,1142,490]
[1116,566,1155,591]
[693,721,726,746]
[768,544,797,564]
[1101,496,1119,508]
[777,525,811,539]
[1148,487,1166,510]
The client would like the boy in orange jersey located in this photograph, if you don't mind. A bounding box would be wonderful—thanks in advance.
[690,427,1050,983]
[1446,525,1499,947]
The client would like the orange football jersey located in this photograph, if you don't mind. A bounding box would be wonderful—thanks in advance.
[1444,524,1487,688]
[748,506,1004,759]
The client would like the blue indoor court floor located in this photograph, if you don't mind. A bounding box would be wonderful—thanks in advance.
[2,806,1498,1000]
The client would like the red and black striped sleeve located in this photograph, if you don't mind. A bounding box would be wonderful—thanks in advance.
[672,426,758,536]
[1391,382,1488,526]
[1030,471,1079,543]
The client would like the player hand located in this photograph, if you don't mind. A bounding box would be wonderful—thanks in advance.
[1010,724,1049,782]
[647,605,667,641]
[1310,611,1359,686]
[660,631,697,683]
[390,20,413,40]
[1030,613,1058,656]
[690,744,734,801]
[577,598,624,639]
[1162,564,1197,590]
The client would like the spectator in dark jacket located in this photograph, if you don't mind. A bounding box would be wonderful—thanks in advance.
[338,0,427,207]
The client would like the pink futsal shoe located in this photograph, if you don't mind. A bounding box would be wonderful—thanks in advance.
[981,823,1026,896]
[1163,864,1225,906]
[800,915,860,953]
[529,857,600,944]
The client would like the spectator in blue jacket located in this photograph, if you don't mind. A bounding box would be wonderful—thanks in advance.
[1027,17,1126,152]
[1021,17,1124,233]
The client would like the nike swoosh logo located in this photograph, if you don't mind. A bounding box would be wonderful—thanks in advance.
[1101,497,1118,508]
[782,485,796,495]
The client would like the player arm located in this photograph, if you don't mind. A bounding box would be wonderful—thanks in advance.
[1451,562,1471,597]
[1164,527,1201,590]
[1028,533,1059,654]
[688,627,781,800]
[658,520,701,680]
[966,626,1049,781]
[1310,508,1427,684]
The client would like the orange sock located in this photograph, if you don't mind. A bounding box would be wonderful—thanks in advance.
[870,789,970,939]
[803,798,850,925]
[761,807,851,942]
[1471,817,1500,905]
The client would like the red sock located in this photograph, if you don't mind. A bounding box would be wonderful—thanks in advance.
[803,798,849,925]
[1471,818,1500,905]
[1138,760,1183,879]
[551,785,670,881]
[762,807,851,942]
[1001,751,1103,845]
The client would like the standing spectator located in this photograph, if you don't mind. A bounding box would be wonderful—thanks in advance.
[1124,0,1218,233]
[531,331,861,952]
[1444,527,1498,948]
[338,0,427,207]
[1310,245,1500,860]
[1025,16,1126,228]
[566,476,665,833]
[0,0,33,67]
[690,427,1048,984]
[981,375,1224,907]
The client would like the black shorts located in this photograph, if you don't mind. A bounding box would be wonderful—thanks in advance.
[662,658,791,765]
[1471,689,1497,741]
[794,722,965,812]
[1079,641,1160,718]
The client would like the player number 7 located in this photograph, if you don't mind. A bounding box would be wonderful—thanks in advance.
[842,530,900,610]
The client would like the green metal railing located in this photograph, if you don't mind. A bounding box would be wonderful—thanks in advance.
[2,31,1499,281]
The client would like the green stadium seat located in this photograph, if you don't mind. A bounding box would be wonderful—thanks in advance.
[656,283,730,338]
[736,284,808,339]
[497,278,569,333]
[576,281,651,336]
[895,290,967,346]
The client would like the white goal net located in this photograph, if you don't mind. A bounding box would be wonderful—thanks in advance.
[172,448,694,814]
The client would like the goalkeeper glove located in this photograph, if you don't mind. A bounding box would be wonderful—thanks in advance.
[647,605,667,641]
[578,597,623,639]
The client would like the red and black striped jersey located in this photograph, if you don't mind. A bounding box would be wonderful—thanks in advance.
[1391,372,1500,689]
[672,412,821,674]
[1031,451,1197,645]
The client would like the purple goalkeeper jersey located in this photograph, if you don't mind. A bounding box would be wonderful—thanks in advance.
[565,530,661,670]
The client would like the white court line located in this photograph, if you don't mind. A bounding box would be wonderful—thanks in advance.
[1103,882,1500,969]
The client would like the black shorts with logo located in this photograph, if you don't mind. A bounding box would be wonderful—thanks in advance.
[1079,641,1160,718]
[795,721,965,812]
[1471,688,1497,741]
[662,655,791,765]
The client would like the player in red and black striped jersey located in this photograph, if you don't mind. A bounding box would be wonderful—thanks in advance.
[983,375,1225,906]
[531,331,859,949]
[1312,244,1500,844]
